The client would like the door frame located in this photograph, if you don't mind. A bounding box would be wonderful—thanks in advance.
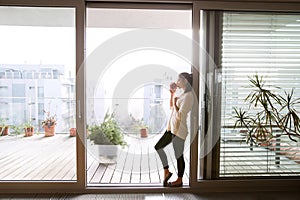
[84,1,196,191]
[0,0,300,194]
[190,0,300,192]
[0,0,86,193]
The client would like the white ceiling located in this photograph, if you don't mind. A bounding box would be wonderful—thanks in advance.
[0,6,191,29]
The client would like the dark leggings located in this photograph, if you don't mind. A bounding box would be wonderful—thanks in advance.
[154,130,185,178]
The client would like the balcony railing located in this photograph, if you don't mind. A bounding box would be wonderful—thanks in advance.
[0,71,62,79]
[0,97,75,133]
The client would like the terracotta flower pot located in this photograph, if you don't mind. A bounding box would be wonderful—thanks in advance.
[0,126,9,136]
[140,128,148,138]
[44,125,56,137]
[69,128,76,137]
[24,127,34,137]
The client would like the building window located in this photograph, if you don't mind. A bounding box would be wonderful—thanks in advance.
[38,86,44,98]
[12,84,25,103]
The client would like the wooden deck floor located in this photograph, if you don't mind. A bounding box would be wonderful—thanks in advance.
[86,134,190,186]
[0,134,76,181]
[0,133,190,185]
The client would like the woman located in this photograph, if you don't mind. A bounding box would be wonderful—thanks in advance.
[154,72,194,187]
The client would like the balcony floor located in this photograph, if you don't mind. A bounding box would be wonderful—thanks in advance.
[0,133,190,185]
[0,134,76,181]
[86,134,190,186]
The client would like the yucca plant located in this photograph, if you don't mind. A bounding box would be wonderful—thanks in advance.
[233,75,300,144]
[279,89,300,141]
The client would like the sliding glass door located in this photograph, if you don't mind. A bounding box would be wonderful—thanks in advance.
[197,9,300,180]
[0,6,76,182]
[85,5,193,186]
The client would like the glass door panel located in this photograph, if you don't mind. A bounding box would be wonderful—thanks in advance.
[197,10,300,180]
[0,6,76,181]
[220,12,300,178]
[86,7,192,186]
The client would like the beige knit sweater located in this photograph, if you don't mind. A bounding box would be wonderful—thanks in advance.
[167,91,194,140]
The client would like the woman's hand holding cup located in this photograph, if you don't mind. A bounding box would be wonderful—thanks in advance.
[170,82,177,93]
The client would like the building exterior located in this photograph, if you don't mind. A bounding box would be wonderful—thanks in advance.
[0,64,75,133]
[144,83,168,134]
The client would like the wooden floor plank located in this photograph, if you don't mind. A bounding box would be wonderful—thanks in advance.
[0,136,61,180]
[120,143,136,183]
[101,164,116,183]
[21,138,75,180]
[151,134,165,184]
[0,151,33,179]
[110,147,128,183]
[90,164,107,183]
[57,139,76,180]
[29,148,70,180]
[131,142,142,183]
[0,138,33,175]
[86,159,100,183]
[148,142,160,183]
[87,153,95,170]
[30,137,74,180]
[40,143,75,180]
[7,152,54,180]
[62,163,77,181]
[52,151,75,180]
[0,140,27,162]
[140,141,150,184]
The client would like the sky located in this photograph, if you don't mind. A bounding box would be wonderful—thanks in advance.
[0,26,75,73]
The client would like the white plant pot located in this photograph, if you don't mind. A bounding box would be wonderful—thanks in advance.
[97,144,119,158]
[87,140,119,163]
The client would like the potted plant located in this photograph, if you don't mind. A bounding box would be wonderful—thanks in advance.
[69,115,76,137]
[123,115,149,137]
[233,75,300,146]
[139,121,149,138]
[23,121,34,137]
[133,117,149,138]
[88,111,126,159]
[69,128,76,137]
[0,118,9,136]
[42,110,57,137]
[10,124,22,136]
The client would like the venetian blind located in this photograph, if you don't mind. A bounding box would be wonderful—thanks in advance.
[220,12,300,177]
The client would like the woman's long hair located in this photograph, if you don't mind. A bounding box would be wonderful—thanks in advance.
[179,72,193,93]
